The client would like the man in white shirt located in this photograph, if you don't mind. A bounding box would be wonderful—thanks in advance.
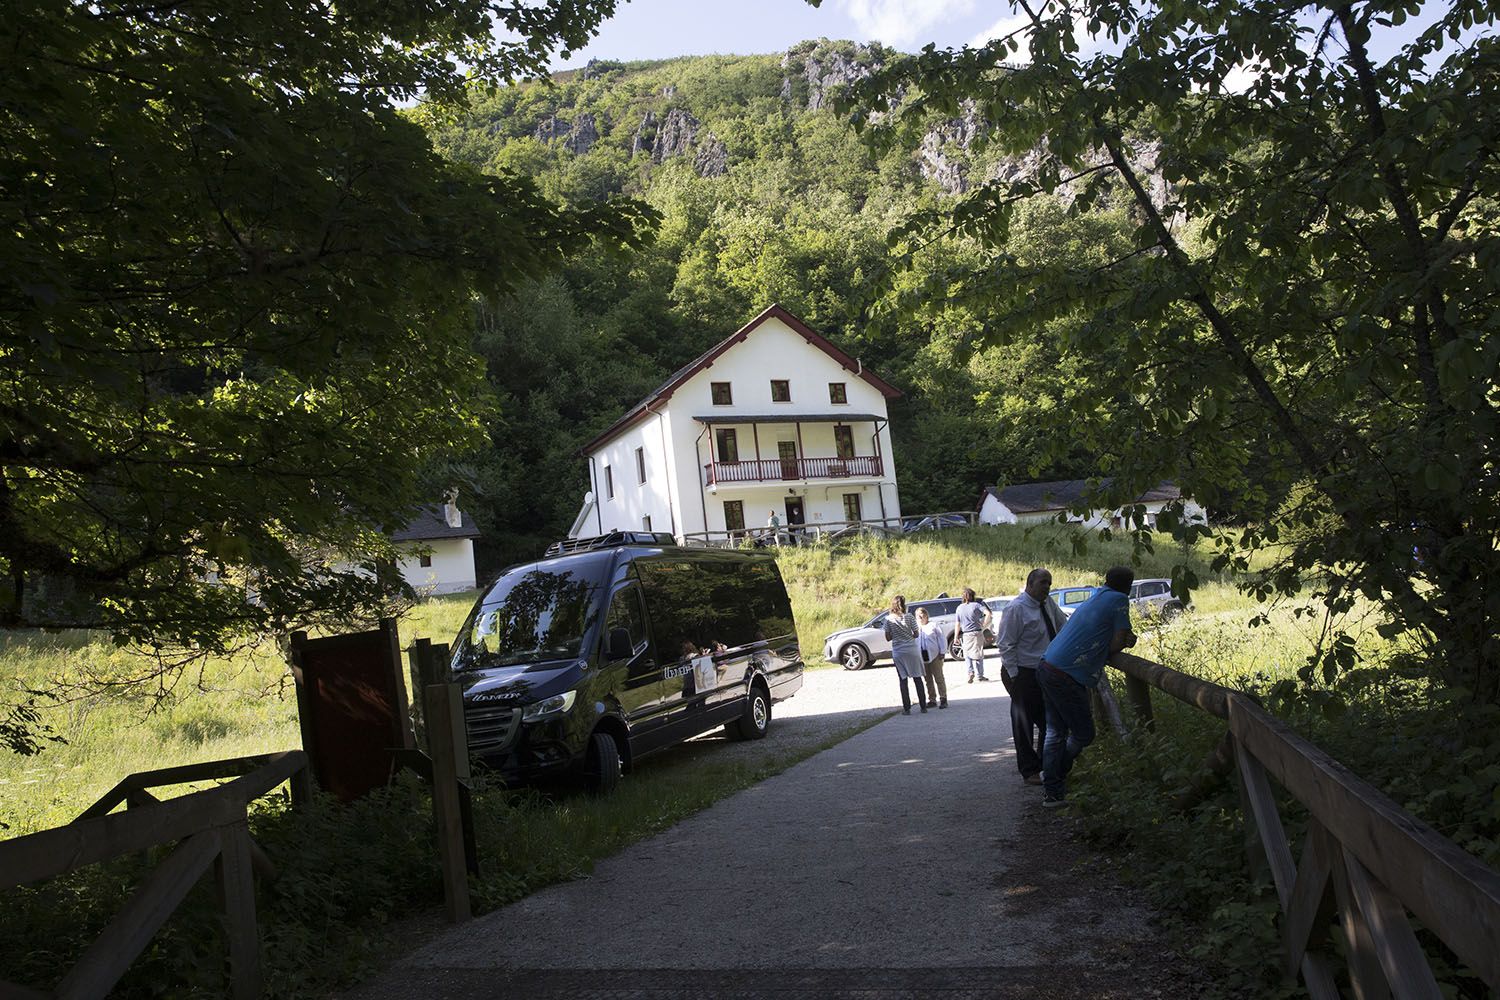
[996,568,1065,785]
[766,509,782,546]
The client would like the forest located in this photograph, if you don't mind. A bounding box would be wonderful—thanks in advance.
[423,41,1120,568]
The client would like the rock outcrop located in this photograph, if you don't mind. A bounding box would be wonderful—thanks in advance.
[917,103,986,194]
[630,111,657,158]
[694,133,728,177]
[651,108,699,163]
[533,114,571,144]
[780,42,884,112]
[563,112,600,155]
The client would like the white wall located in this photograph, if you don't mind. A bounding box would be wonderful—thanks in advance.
[656,315,900,536]
[978,495,1018,525]
[589,411,679,537]
[397,538,476,595]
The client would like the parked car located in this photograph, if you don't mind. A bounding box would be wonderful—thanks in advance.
[823,595,964,671]
[451,532,803,793]
[948,596,1011,659]
[819,522,895,543]
[1049,580,1189,620]
[1128,578,1189,619]
[902,513,970,533]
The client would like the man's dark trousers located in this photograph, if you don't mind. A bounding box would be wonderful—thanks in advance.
[1039,663,1095,799]
[1000,666,1046,779]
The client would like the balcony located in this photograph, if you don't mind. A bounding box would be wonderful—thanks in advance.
[703,455,883,486]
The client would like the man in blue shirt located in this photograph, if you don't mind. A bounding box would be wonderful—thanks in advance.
[1037,566,1137,806]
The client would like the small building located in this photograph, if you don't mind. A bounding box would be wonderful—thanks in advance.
[393,499,480,594]
[977,480,1206,529]
[572,304,904,543]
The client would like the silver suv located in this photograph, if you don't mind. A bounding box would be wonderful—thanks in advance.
[823,597,962,671]
[1129,578,1188,619]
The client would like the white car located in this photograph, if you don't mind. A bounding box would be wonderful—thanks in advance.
[1050,580,1188,620]
[823,595,1009,670]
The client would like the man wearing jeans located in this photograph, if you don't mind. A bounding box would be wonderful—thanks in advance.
[1037,566,1136,807]
[952,588,992,682]
[997,567,1065,786]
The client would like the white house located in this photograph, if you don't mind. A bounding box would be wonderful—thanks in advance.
[572,304,904,543]
[392,499,480,594]
[977,480,1207,529]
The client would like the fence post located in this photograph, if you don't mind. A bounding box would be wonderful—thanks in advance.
[1123,673,1155,731]
[215,821,262,1000]
[423,679,471,922]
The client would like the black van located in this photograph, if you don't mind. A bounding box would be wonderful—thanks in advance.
[449,531,803,792]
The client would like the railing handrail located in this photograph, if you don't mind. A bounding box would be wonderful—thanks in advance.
[1107,651,1500,994]
[677,510,978,547]
[703,454,884,485]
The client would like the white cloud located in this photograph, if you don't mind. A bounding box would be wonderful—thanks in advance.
[835,0,977,48]
[968,3,1102,60]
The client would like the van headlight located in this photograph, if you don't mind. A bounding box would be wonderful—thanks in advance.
[522,690,576,721]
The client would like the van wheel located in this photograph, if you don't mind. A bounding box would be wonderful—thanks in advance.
[583,730,621,794]
[840,643,869,671]
[728,683,771,741]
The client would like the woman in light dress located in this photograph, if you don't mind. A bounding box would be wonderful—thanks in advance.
[916,607,948,709]
[883,595,927,714]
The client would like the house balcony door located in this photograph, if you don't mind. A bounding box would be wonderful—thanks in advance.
[778,441,798,480]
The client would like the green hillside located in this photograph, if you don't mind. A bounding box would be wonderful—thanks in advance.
[423,42,1110,568]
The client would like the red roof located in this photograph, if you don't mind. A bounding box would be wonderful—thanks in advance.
[579,304,901,455]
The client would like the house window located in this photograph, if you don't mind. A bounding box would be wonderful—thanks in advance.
[723,500,745,532]
[419,554,433,569]
[605,465,614,499]
[642,515,652,531]
[711,382,733,405]
[829,382,848,404]
[843,492,862,522]
[834,425,855,459]
[770,379,791,402]
[715,428,739,463]
[635,446,646,485]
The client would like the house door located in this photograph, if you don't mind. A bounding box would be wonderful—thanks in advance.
[834,425,855,459]
[784,498,805,527]
[778,441,798,479]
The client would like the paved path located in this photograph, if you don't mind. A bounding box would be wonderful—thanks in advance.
[351,656,1190,999]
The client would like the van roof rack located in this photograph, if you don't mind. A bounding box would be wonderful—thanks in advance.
[546,530,677,556]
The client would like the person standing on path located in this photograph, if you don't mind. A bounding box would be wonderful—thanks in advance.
[1037,566,1136,806]
[766,509,782,546]
[916,606,948,709]
[883,596,927,714]
[996,568,1065,785]
[952,588,992,683]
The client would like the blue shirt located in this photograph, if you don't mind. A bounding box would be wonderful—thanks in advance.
[1043,588,1130,687]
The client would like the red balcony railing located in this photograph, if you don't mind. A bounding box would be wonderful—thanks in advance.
[703,455,883,485]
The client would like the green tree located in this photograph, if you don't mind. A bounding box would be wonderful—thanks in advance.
[842,1,1500,698]
[0,0,653,685]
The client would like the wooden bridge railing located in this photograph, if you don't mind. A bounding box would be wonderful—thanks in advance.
[0,750,310,1000]
[1108,652,1500,997]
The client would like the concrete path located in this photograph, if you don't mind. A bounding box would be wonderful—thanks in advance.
[350,656,1191,998]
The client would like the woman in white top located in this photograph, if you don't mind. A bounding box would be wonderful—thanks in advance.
[916,607,948,709]
[883,595,927,714]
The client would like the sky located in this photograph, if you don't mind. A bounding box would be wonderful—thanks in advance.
[550,0,1473,70]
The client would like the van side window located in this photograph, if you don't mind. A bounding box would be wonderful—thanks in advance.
[604,586,647,657]
[637,557,794,656]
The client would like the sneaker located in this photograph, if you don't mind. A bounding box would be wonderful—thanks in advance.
[1024,773,1043,786]
[1042,793,1068,808]
[902,707,910,715]
[939,700,947,709]
[978,676,990,682]
[967,675,974,684]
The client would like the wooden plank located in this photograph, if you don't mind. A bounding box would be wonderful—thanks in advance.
[1,787,241,889]
[1283,820,1334,977]
[76,777,138,821]
[382,618,416,751]
[119,753,289,793]
[1234,740,1296,905]
[1340,845,1444,1000]
[1228,695,1500,991]
[1330,844,1393,1000]
[216,823,261,1000]
[1110,651,1232,718]
[424,682,471,922]
[220,751,308,806]
[246,836,277,882]
[54,830,222,1000]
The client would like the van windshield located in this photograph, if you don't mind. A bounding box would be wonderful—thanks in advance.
[452,562,607,671]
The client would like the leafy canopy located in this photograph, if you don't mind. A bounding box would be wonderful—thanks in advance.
[0,0,655,664]
[834,0,1500,699]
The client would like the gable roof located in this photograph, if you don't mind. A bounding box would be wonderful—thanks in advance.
[394,506,481,542]
[980,480,1182,514]
[579,304,902,455]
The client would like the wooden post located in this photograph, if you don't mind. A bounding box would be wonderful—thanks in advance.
[408,637,432,744]
[1123,672,1155,731]
[215,822,262,1000]
[423,680,471,922]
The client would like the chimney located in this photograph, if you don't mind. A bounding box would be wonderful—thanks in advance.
[443,491,462,529]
